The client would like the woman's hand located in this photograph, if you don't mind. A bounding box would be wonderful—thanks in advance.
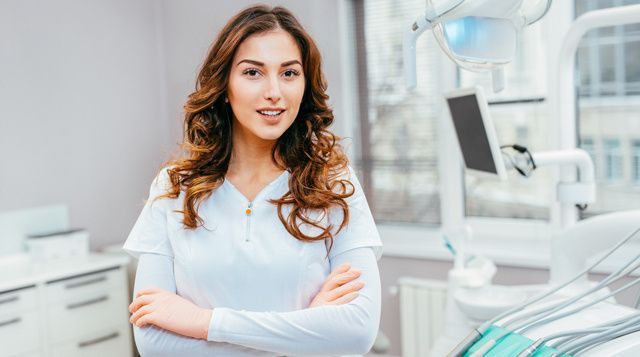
[309,263,364,308]
[129,287,212,340]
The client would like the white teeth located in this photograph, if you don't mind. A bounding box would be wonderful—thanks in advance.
[258,110,283,116]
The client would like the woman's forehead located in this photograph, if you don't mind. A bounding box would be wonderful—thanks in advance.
[233,29,302,66]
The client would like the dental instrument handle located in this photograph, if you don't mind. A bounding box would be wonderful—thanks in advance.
[516,339,544,357]
[564,324,640,356]
[507,263,628,331]
[469,339,496,357]
[487,226,640,328]
[445,329,482,357]
[556,314,640,354]
[505,253,640,330]
[517,270,640,334]
[549,315,640,350]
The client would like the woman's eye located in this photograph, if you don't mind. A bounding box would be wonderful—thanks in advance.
[283,69,300,78]
[243,69,260,77]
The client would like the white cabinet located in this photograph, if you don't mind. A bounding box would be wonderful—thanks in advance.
[50,327,131,357]
[0,309,41,357]
[0,254,133,357]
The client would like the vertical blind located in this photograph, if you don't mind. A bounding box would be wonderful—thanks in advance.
[346,0,447,225]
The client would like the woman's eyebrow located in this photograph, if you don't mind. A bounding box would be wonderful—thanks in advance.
[280,60,302,67]
[236,59,302,67]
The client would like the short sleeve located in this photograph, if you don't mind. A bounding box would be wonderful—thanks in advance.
[328,165,383,260]
[122,169,174,259]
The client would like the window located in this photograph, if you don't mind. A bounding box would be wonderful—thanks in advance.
[604,139,623,181]
[577,0,640,97]
[347,0,450,225]
[580,137,598,177]
[577,0,640,215]
[633,140,640,184]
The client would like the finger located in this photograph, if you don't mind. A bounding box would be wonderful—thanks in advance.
[333,269,362,286]
[331,291,359,305]
[327,263,350,280]
[130,305,153,325]
[135,287,164,298]
[136,312,155,328]
[129,295,153,313]
[321,269,361,292]
[326,280,365,301]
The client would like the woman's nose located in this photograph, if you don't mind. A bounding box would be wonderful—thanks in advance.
[263,75,282,102]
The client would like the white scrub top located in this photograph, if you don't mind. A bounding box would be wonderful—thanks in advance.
[123,166,383,354]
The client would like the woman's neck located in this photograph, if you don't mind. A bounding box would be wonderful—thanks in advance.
[228,127,283,177]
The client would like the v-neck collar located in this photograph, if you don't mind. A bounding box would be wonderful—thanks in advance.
[222,170,289,204]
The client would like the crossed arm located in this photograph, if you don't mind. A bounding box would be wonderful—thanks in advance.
[130,247,381,356]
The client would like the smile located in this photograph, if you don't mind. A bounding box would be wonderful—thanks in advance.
[257,110,285,117]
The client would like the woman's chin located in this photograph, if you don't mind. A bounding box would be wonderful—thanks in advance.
[254,129,286,142]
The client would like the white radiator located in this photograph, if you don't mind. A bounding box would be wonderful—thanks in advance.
[398,277,448,357]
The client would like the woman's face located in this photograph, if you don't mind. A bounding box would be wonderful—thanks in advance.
[227,28,306,143]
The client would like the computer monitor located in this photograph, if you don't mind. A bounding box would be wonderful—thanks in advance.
[444,86,507,180]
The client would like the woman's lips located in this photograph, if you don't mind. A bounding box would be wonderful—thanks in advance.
[257,110,285,124]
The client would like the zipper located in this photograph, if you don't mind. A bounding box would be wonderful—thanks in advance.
[245,202,253,242]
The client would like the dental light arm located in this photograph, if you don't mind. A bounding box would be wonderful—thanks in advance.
[403,16,432,89]
[403,0,464,89]
[521,0,553,25]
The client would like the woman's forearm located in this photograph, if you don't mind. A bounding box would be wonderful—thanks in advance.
[133,324,275,357]
[132,253,272,356]
[206,247,381,356]
[134,248,381,356]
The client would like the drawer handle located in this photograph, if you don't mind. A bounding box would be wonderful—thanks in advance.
[0,296,19,305]
[78,331,120,348]
[67,295,109,310]
[0,317,21,328]
[65,276,107,289]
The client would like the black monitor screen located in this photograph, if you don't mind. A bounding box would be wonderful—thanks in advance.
[446,94,497,174]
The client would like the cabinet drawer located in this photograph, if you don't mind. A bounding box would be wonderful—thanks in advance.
[51,327,132,357]
[0,311,41,357]
[45,267,124,304]
[46,290,128,344]
[0,286,37,315]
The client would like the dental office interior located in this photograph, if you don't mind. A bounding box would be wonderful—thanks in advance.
[2,0,640,356]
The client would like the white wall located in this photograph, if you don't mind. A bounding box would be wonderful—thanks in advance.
[0,0,172,250]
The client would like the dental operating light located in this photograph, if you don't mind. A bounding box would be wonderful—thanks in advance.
[404,0,552,92]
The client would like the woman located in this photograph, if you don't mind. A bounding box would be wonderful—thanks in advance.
[123,5,382,356]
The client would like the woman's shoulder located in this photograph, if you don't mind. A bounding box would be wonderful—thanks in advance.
[146,166,188,209]
[329,164,362,195]
[149,166,174,197]
[329,163,357,183]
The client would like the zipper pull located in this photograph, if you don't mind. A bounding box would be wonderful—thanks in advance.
[245,202,253,242]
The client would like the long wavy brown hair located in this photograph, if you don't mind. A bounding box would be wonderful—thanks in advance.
[158,5,354,251]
